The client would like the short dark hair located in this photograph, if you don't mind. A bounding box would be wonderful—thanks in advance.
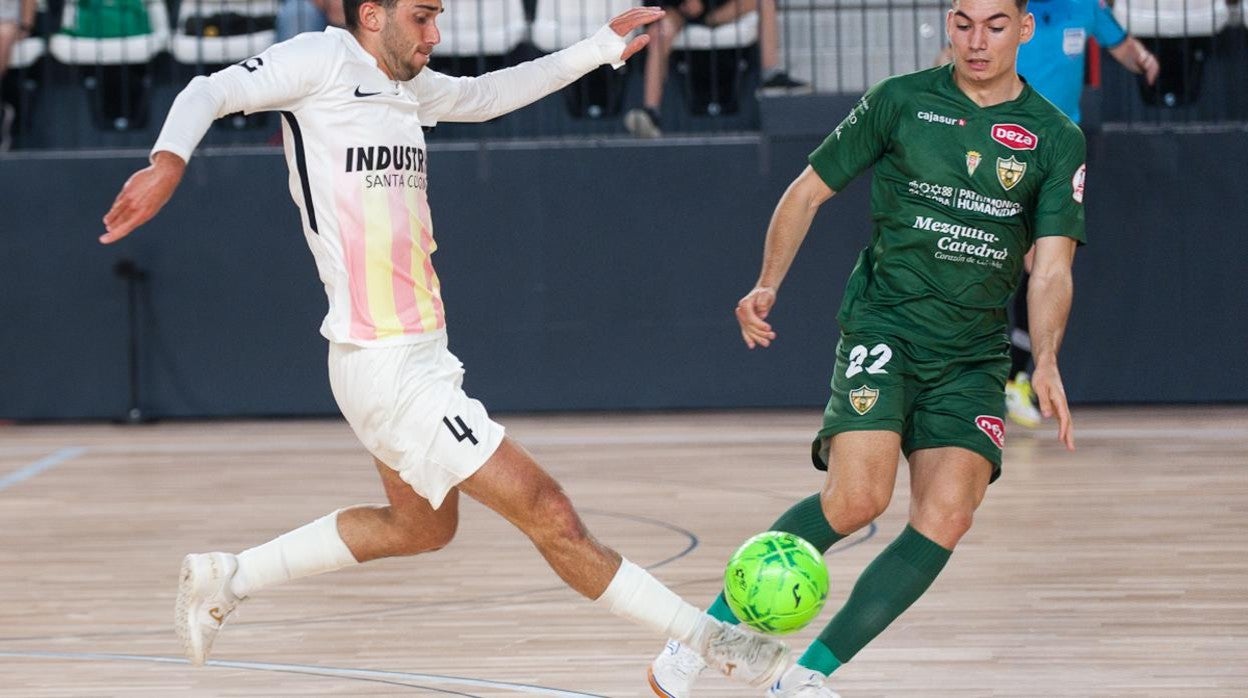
[952,0,1029,11]
[343,0,400,31]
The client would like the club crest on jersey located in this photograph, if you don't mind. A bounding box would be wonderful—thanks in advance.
[849,386,879,415]
[991,123,1038,151]
[996,156,1027,191]
[975,415,1006,449]
[966,150,982,176]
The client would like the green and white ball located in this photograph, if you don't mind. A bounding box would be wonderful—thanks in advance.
[723,531,829,634]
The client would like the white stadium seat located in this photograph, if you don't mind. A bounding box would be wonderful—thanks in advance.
[672,10,759,51]
[50,0,171,65]
[10,35,46,70]
[532,0,639,52]
[1111,0,1231,38]
[779,0,947,94]
[435,0,528,57]
[171,0,279,66]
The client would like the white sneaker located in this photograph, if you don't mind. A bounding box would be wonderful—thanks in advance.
[175,552,244,666]
[767,665,842,697]
[648,639,707,697]
[624,107,663,138]
[1004,371,1041,428]
[699,620,789,688]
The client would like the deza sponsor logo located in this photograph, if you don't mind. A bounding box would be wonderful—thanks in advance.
[991,123,1038,151]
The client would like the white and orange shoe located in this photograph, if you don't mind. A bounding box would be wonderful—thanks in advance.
[175,552,244,666]
[648,639,707,697]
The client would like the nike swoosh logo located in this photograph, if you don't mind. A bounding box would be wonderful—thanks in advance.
[354,87,382,98]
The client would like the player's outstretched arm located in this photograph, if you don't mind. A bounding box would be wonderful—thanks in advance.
[736,166,835,349]
[1027,235,1078,450]
[101,151,187,244]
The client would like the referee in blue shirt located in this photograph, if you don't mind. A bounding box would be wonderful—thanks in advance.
[1018,0,1159,124]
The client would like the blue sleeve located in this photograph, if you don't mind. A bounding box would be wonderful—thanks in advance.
[1092,0,1128,48]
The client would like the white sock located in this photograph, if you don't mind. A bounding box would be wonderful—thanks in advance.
[230,509,359,598]
[593,558,714,649]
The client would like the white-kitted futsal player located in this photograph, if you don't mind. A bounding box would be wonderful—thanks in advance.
[99,0,788,686]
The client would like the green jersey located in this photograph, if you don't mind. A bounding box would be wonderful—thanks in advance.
[809,64,1086,356]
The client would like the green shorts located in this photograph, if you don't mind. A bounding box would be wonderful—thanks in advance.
[812,332,1010,482]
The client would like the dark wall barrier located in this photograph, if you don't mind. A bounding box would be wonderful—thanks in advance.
[2,127,1246,420]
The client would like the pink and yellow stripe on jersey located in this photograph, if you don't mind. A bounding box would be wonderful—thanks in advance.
[334,171,445,342]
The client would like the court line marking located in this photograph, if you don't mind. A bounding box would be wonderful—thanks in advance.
[0,651,607,697]
[0,447,86,492]
[3,424,1244,461]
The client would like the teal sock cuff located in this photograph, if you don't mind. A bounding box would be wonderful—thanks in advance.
[895,524,952,574]
[798,639,843,675]
[707,593,740,624]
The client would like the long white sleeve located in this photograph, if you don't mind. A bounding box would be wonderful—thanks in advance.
[149,76,229,164]
[149,33,332,164]
[416,24,628,125]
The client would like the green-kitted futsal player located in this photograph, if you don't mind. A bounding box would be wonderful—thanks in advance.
[648,0,1083,695]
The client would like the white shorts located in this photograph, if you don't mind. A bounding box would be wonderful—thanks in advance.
[328,335,505,509]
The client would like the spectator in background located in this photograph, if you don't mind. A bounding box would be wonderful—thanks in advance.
[276,0,346,41]
[624,0,808,138]
[0,0,36,151]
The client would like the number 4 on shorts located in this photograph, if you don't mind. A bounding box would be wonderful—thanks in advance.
[442,415,479,445]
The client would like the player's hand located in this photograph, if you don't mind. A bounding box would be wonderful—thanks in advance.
[1030,360,1074,451]
[735,286,777,349]
[101,152,186,244]
[609,7,665,62]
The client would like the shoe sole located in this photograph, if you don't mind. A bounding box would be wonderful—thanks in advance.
[646,666,682,698]
[174,554,207,666]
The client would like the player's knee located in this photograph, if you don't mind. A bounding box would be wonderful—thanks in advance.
[912,503,974,548]
[823,487,890,533]
[388,508,458,556]
[528,485,590,547]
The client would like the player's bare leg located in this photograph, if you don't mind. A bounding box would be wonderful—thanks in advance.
[456,436,788,687]
[905,447,992,549]
[338,459,462,562]
[818,431,902,534]
[176,458,460,665]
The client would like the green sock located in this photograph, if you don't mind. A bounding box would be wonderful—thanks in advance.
[800,524,952,674]
[707,493,845,623]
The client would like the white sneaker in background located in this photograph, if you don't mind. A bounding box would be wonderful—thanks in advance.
[1005,370,1042,428]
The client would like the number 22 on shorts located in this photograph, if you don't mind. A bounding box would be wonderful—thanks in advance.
[845,343,892,378]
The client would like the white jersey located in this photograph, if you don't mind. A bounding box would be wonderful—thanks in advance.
[152,26,624,346]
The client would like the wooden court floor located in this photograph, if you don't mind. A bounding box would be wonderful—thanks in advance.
[1,406,1245,697]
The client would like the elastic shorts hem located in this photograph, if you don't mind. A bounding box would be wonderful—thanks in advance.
[811,424,903,471]
[905,438,1002,482]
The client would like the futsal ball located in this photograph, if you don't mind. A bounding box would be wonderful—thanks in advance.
[723,531,828,634]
